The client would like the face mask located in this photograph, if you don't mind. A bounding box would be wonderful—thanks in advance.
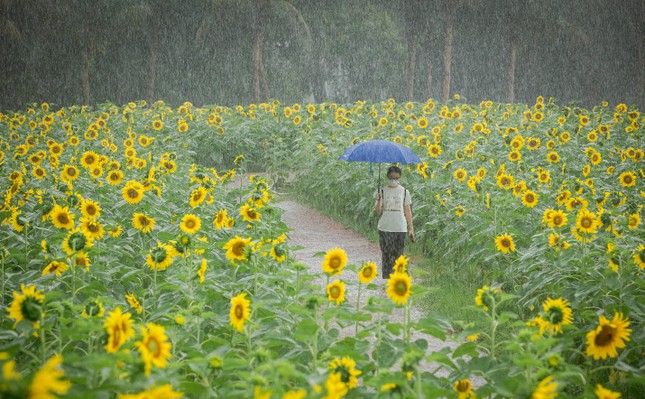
[388,179,400,186]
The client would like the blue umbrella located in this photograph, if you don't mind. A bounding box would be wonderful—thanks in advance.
[338,139,422,191]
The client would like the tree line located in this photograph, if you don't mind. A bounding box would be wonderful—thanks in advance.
[0,0,643,110]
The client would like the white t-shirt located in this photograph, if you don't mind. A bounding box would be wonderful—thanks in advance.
[375,185,411,232]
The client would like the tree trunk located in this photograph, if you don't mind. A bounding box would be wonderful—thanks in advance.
[638,2,644,109]
[252,0,269,103]
[147,6,159,105]
[441,3,455,103]
[81,21,92,106]
[508,36,518,103]
[426,55,433,100]
[405,31,417,101]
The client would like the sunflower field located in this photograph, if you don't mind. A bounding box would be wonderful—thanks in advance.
[0,97,643,398]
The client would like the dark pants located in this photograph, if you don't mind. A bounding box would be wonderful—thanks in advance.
[379,230,406,279]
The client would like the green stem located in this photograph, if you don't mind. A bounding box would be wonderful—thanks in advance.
[39,314,46,363]
[354,283,362,336]
[490,300,497,359]
[405,299,411,344]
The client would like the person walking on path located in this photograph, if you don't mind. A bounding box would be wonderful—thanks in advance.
[374,165,415,279]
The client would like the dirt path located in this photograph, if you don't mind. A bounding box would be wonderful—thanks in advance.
[274,198,469,378]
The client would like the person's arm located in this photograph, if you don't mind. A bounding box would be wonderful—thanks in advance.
[375,191,383,216]
[404,204,414,241]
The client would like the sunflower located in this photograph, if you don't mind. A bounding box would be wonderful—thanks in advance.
[358,262,377,284]
[547,210,568,228]
[138,135,152,147]
[386,272,412,305]
[81,299,104,318]
[117,384,183,399]
[495,233,515,254]
[618,171,636,187]
[50,205,75,230]
[324,372,349,399]
[453,168,467,182]
[8,284,44,327]
[42,260,69,277]
[189,186,207,208]
[32,166,46,179]
[531,376,557,399]
[540,297,573,335]
[322,247,348,275]
[122,181,145,204]
[586,312,631,360]
[132,213,155,233]
[180,214,201,234]
[80,151,99,169]
[576,209,598,234]
[223,236,252,264]
[547,151,560,163]
[152,119,163,130]
[62,229,92,255]
[197,258,207,283]
[594,384,621,399]
[80,199,101,218]
[475,285,501,311]
[103,307,135,353]
[229,292,251,332]
[74,251,91,271]
[633,245,645,269]
[269,243,287,262]
[329,356,361,389]
[106,170,124,185]
[326,280,346,305]
[521,190,539,208]
[28,355,71,399]
[453,379,476,399]
[427,144,442,157]
[496,173,515,190]
[109,225,123,238]
[393,255,408,273]
[60,164,80,183]
[136,323,172,376]
[508,150,521,162]
[79,217,105,241]
[213,209,228,230]
[125,293,143,314]
[146,243,175,271]
[417,117,428,129]
[240,204,261,222]
[627,214,641,230]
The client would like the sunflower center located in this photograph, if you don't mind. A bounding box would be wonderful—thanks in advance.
[86,205,97,215]
[594,325,616,347]
[127,188,139,199]
[624,176,633,184]
[87,223,99,233]
[501,238,510,248]
[193,192,202,201]
[235,304,244,319]
[67,168,76,176]
[526,194,535,202]
[232,242,245,256]
[139,216,150,227]
[185,219,195,228]
[148,337,161,357]
[455,381,470,392]
[553,215,562,225]
[395,280,408,295]
[581,217,592,229]
[330,258,341,269]
[501,178,510,185]
[330,286,340,298]
[57,213,70,224]
[362,268,373,278]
